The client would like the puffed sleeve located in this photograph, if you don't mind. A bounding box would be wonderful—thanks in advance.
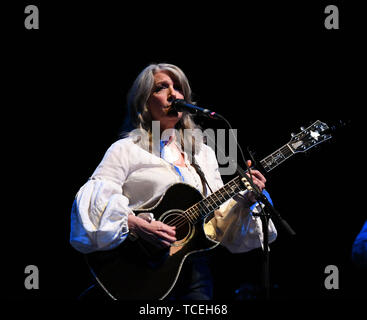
[203,147,277,254]
[70,140,134,254]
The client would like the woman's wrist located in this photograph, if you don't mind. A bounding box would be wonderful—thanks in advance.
[128,214,142,240]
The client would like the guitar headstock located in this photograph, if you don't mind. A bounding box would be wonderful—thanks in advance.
[288,120,332,153]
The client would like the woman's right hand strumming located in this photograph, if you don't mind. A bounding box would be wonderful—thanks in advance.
[128,214,177,248]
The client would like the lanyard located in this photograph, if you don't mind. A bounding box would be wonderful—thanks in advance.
[160,140,185,182]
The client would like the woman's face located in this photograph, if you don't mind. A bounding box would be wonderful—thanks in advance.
[147,71,185,131]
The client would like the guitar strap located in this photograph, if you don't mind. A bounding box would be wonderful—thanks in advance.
[191,157,213,196]
[191,158,216,222]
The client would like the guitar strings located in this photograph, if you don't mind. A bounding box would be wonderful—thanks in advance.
[173,177,245,230]
[170,130,307,229]
[165,142,294,230]
[163,176,244,231]
[165,134,302,230]
[163,176,241,229]
[169,130,315,231]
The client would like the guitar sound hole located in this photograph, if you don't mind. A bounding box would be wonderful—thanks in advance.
[160,211,192,244]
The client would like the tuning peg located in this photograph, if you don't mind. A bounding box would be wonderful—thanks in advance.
[300,127,306,131]
[291,132,296,137]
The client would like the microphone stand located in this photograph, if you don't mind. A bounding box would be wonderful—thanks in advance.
[235,163,296,300]
[197,110,296,300]
[188,104,296,299]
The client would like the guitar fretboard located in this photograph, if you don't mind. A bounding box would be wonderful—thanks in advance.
[260,144,294,172]
[184,143,295,224]
[184,176,244,224]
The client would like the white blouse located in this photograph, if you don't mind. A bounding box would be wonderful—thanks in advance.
[70,136,277,254]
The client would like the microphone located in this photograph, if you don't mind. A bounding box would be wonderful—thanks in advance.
[170,99,222,120]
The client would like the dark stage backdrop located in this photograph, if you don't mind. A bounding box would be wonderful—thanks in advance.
[3,0,364,305]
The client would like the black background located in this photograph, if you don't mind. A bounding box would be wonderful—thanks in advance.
[2,0,365,309]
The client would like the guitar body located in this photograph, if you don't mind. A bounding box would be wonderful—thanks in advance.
[86,183,219,300]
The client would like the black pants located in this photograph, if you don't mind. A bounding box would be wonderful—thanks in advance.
[79,254,213,301]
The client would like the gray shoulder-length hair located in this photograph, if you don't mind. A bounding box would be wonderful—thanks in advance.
[121,63,203,155]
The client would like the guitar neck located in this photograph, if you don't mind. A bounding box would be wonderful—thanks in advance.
[260,143,294,173]
[186,142,295,224]
[185,175,244,224]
